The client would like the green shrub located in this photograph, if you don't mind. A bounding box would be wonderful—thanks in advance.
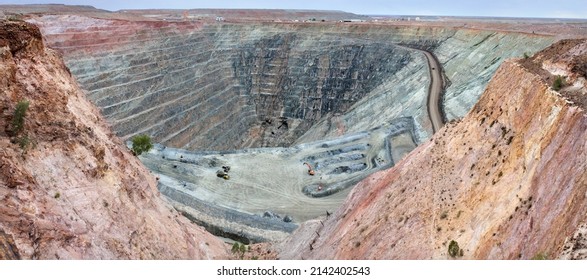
[131,134,153,156]
[7,15,24,22]
[440,211,448,219]
[552,76,565,91]
[17,134,30,150]
[231,242,248,259]
[523,52,530,59]
[11,100,29,136]
[448,240,461,258]
[231,242,240,253]
[531,252,548,260]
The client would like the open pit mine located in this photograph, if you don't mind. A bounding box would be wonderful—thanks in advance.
[1,6,586,259]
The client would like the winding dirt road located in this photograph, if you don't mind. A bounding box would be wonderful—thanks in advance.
[422,50,445,133]
[396,44,445,133]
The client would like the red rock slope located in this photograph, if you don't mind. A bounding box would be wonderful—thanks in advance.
[0,20,229,259]
[279,39,587,260]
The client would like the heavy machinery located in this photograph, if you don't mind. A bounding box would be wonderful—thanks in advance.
[216,170,230,180]
[303,162,315,176]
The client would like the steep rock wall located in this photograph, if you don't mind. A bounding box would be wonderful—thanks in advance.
[278,59,587,259]
[0,21,229,259]
[296,27,553,143]
[436,29,554,119]
[29,15,553,150]
[31,17,426,149]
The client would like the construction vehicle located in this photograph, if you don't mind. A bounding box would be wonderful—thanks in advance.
[303,162,315,176]
[216,170,230,180]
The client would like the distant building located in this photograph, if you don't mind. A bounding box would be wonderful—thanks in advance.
[341,19,366,23]
[215,16,224,22]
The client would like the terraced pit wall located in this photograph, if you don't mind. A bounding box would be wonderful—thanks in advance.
[30,15,554,150]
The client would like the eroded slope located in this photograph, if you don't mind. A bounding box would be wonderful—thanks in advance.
[278,40,587,259]
[0,21,228,259]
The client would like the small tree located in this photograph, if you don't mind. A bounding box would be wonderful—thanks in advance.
[231,242,248,259]
[11,100,29,136]
[17,134,30,150]
[131,134,153,156]
[448,240,461,258]
[552,75,565,91]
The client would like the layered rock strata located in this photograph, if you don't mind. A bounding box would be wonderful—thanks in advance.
[29,15,553,150]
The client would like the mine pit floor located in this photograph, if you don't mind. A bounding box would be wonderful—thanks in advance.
[139,117,417,241]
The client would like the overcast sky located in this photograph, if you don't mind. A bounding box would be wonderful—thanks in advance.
[2,0,586,18]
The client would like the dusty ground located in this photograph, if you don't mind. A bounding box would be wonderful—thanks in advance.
[142,122,416,226]
[390,133,417,164]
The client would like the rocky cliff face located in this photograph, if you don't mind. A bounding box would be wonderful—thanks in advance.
[0,20,229,259]
[29,15,553,150]
[32,16,426,150]
[278,39,587,259]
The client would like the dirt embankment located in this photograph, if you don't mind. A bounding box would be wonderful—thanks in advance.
[520,39,587,110]
[0,20,229,259]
